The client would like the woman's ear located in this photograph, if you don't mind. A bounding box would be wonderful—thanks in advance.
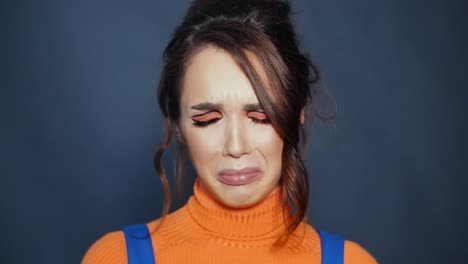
[300,107,305,125]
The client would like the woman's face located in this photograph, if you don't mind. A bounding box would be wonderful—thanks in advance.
[178,45,284,208]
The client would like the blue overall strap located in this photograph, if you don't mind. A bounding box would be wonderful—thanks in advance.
[317,229,345,264]
[123,223,156,264]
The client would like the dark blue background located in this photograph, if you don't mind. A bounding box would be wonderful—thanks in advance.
[4,0,467,263]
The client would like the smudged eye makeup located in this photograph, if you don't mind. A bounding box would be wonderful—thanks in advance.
[192,111,271,127]
[191,112,222,127]
[247,112,271,124]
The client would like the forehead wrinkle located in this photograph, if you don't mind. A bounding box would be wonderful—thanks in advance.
[182,47,263,115]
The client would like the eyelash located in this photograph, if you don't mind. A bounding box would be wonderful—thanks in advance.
[191,114,271,127]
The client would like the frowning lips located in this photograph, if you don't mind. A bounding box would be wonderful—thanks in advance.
[217,167,263,186]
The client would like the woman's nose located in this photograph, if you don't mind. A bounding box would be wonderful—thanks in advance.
[222,118,251,158]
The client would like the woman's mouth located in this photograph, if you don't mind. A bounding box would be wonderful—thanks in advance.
[217,167,262,186]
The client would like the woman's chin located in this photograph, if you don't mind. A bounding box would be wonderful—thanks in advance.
[215,187,264,208]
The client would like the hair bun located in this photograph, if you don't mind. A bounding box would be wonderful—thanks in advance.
[185,0,292,23]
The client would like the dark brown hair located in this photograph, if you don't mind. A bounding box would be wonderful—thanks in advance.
[154,0,331,247]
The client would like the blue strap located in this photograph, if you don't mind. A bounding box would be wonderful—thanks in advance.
[317,229,345,264]
[123,223,156,264]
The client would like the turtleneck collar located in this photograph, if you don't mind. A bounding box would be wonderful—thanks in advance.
[186,177,293,240]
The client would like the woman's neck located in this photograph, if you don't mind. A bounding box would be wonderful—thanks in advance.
[186,177,293,240]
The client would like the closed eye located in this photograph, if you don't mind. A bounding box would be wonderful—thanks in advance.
[192,111,222,127]
[247,112,270,124]
[191,111,270,127]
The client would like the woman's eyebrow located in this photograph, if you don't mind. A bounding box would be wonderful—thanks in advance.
[243,103,263,112]
[190,102,263,111]
[190,102,222,111]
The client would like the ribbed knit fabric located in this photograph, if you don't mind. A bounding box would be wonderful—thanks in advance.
[82,177,377,264]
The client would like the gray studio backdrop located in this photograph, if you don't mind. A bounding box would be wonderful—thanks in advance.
[4,0,467,263]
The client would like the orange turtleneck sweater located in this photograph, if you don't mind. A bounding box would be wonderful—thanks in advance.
[82,178,377,263]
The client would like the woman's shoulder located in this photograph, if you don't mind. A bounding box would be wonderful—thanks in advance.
[81,229,127,264]
[344,239,378,264]
[81,208,187,263]
[309,225,377,264]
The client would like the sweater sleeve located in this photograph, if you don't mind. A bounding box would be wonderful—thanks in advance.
[81,231,127,264]
[344,240,378,264]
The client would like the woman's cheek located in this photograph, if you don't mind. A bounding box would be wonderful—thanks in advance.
[185,126,221,156]
[260,129,283,159]
[252,126,277,144]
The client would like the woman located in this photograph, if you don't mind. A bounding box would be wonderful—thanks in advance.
[83,0,377,263]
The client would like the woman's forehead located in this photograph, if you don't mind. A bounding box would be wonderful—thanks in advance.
[180,46,262,110]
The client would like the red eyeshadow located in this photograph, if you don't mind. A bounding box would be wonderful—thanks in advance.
[192,112,222,122]
[247,112,267,119]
